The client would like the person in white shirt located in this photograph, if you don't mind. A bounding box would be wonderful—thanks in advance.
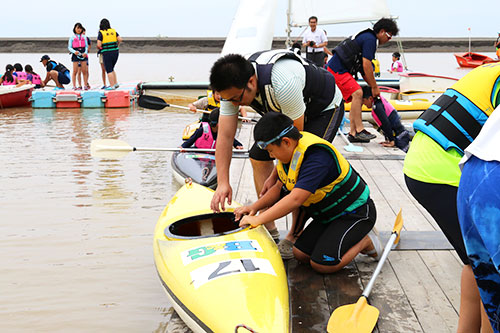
[302,16,328,67]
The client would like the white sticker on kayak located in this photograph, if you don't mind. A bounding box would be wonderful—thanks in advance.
[190,258,276,289]
[181,240,263,265]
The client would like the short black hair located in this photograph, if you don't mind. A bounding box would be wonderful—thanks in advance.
[309,16,318,22]
[254,112,301,146]
[209,107,220,125]
[362,86,373,99]
[73,22,84,34]
[392,52,401,59]
[373,18,399,36]
[209,54,255,92]
[100,18,111,31]
[13,63,23,71]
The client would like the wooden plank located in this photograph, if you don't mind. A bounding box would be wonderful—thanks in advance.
[323,261,363,310]
[389,251,459,332]
[356,257,424,332]
[379,231,454,250]
[287,259,331,332]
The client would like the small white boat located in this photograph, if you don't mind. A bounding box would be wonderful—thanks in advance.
[399,90,444,103]
[399,73,458,93]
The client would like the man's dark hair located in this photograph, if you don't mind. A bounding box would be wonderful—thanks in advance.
[13,63,23,72]
[209,54,255,92]
[309,16,318,22]
[373,18,399,36]
[362,85,373,99]
[99,18,111,31]
[254,112,301,146]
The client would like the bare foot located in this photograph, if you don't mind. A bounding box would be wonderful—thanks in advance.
[382,141,395,147]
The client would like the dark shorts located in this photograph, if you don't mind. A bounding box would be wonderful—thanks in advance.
[102,50,119,73]
[58,71,71,85]
[71,54,88,63]
[404,175,469,264]
[457,156,500,330]
[294,199,376,266]
[249,103,345,161]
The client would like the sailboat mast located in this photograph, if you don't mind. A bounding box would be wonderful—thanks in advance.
[286,0,292,48]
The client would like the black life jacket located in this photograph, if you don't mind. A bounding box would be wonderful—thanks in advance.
[247,49,336,119]
[48,60,69,74]
[333,29,376,76]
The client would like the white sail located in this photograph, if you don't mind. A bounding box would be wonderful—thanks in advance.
[221,0,278,56]
[289,0,392,27]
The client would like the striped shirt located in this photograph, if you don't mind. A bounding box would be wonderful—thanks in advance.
[220,59,342,120]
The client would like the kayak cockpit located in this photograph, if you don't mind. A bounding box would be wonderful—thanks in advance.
[165,212,244,239]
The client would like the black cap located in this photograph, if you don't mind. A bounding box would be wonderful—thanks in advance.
[40,55,50,62]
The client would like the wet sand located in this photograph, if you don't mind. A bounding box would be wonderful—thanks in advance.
[0,37,497,53]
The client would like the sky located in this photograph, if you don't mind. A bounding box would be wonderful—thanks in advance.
[0,0,498,39]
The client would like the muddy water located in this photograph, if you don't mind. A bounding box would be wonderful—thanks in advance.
[0,105,202,332]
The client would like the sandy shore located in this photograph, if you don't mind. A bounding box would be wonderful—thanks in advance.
[0,37,497,53]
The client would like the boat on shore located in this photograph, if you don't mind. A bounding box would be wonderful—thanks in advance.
[399,72,458,93]
[345,98,432,121]
[153,182,289,332]
[0,84,34,108]
[454,52,499,68]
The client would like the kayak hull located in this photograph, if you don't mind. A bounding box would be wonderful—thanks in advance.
[153,183,290,332]
[171,152,217,189]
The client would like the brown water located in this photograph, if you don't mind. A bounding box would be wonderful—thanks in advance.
[0,105,202,332]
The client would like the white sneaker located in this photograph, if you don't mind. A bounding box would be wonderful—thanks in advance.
[365,227,382,261]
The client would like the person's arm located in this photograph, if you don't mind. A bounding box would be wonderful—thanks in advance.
[272,60,307,125]
[117,33,123,46]
[232,137,244,149]
[97,31,103,50]
[361,57,379,98]
[181,127,202,148]
[210,112,238,212]
[234,178,282,222]
[239,187,310,227]
[316,30,328,48]
[372,99,395,142]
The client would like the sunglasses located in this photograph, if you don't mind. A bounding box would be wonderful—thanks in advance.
[222,87,246,103]
[256,125,294,149]
[385,32,392,40]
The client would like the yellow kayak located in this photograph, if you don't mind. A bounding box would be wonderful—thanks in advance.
[153,183,290,332]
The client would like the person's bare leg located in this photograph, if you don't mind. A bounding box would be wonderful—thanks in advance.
[107,71,117,87]
[480,300,494,333]
[81,62,89,88]
[72,62,78,89]
[49,71,62,88]
[349,88,365,135]
[100,63,107,87]
[250,158,277,232]
[457,265,481,332]
[294,235,373,274]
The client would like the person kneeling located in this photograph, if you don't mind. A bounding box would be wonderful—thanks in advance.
[234,112,381,273]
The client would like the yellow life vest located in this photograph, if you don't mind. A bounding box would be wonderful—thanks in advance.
[100,28,118,52]
[276,132,368,221]
[206,90,220,111]
[414,62,500,153]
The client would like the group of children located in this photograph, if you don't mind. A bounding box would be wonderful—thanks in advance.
[0,63,41,87]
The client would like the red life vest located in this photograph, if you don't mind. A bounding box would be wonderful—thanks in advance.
[72,34,86,49]
[15,71,28,80]
[194,122,216,149]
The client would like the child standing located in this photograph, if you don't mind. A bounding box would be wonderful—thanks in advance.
[362,86,410,152]
[181,108,244,149]
[234,112,381,273]
[389,52,403,73]
[68,22,89,90]
[97,18,122,90]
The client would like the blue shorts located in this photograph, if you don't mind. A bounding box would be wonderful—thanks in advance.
[58,71,71,85]
[102,50,119,73]
[457,155,500,332]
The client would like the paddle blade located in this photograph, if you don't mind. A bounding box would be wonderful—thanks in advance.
[138,94,169,110]
[327,297,379,333]
[393,209,403,245]
[90,139,134,159]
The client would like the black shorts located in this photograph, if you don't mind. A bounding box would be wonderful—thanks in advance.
[102,50,119,73]
[294,198,376,266]
[248,102,345,161]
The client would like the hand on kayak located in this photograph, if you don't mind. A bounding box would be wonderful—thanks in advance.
[238,215,261,228]
[210,183,232,212]
[234,205,256,221]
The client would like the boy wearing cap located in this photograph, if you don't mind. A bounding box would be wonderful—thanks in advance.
[40,55,71,88]
[234,112,380,273]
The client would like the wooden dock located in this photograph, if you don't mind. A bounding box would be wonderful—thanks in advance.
[166,120,462,332]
